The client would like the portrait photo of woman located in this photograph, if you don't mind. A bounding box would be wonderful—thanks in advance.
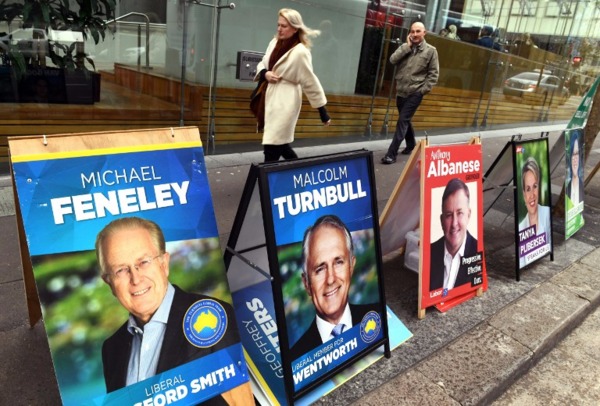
[565,129,586,239]
[518,155,552,267]
[566,131,584,207]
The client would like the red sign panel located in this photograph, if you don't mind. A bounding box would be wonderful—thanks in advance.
[420,143,487,309]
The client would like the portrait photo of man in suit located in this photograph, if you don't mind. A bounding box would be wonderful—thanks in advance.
[96,216,252,405]
[429,178,479,292]
[289,215,378,362]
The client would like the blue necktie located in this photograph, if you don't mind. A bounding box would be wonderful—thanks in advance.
[331,323,345,337]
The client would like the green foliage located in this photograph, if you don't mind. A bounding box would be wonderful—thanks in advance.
[56,0,117,43]
[0,0,117,72]
[33,236,230,395]
[50,41,96,71]
[2,0,116,34]
[0,42,27,79]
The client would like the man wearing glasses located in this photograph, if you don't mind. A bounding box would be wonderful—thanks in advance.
[289,215,378,362]
[96,217,251,404]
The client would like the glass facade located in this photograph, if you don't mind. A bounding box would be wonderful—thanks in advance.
[0,0,598,167]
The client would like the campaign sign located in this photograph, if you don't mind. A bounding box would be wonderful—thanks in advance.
[513,138,553,271]
[9,129,251,406]
[263,151,389,399]
[565,128,585,239]
[421,143,486,309]
[566,76,600,130]
[231,278,286,403]
[231,279,409,406]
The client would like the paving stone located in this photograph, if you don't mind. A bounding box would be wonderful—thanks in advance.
[0,216,24,284]
[416,323,531,405]
[0,280,30,331]
[0,323,61,405]
[488,282,588,352]
[550,262,600,303]
[492,309,600,405]
[0,186,15,217]
[580,244,600,270]
[348,370,459,406]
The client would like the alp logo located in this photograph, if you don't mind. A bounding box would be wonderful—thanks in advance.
[183,299,228,348]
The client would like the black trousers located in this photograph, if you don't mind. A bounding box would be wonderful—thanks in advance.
[263,144,298,162]
[385,93,423,159]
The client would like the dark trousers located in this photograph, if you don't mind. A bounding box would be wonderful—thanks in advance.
[264,144,298,162]
[386,93,423,159]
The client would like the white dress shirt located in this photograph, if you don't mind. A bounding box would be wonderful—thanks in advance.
[125,283,175,385]
[315,303,352,344]
[443,236,467,290]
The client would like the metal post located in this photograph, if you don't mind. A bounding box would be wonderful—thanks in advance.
[179,1,189,127]
[207,1,222,154]
[380,62,398,137]
[471,52,492,129]
[137,24,141,68]
[481,59,503,128]
[538,68,555,123]
[535,67,546,122]
[189,0,236,153]
[365,2,392,137]
[106,12,152,70]
[145,20,150,69]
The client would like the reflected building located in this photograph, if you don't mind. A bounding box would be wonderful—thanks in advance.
[0,0,598,169]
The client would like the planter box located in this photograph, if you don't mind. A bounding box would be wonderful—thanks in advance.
[0,67,100,104]
[64,70,94,104]
[0,66,19,102]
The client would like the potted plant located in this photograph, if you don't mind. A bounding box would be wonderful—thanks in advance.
[0,0,117,104]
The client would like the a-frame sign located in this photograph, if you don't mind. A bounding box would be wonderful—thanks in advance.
[9,127,253,405]
[483,134,555,281]
[224,150,392,405]
[380,138,487,319]
[512,136,554,280]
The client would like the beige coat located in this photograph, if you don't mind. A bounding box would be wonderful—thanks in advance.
[256,38,327,145]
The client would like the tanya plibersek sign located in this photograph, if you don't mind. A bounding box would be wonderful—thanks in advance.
[512,138,553,271]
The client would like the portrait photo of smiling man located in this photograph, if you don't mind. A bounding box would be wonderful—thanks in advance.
[429,178,479,292]
[96,216,252,405]
[288,215,379,362]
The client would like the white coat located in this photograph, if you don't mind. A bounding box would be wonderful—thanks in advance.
[256,38,327,145]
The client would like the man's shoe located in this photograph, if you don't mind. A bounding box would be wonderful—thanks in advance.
[400,148,414,155]
[381,156,396,164]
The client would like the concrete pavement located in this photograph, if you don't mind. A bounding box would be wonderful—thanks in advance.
[348,248,600,406]
[1,122,600,405]
[493,304,600,405]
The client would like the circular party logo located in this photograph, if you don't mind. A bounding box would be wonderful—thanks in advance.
[183,299,228,348]
[359,311,381,344]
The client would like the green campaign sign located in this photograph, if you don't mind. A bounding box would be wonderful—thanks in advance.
[567,76,600,130]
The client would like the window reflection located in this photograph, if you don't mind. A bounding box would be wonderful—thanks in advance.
[0,0,597,166]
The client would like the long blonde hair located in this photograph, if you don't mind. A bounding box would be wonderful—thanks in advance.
[278,8,320,48]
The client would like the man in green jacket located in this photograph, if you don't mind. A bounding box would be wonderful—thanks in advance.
[381,21,439,164]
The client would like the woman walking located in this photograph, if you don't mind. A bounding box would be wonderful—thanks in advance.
[252,8,331,162]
